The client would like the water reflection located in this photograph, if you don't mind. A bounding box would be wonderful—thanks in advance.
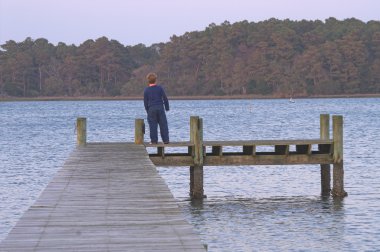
[182,196,346,251]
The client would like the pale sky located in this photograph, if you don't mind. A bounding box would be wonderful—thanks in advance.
[0,0,379,46]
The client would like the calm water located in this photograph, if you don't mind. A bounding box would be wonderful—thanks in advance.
[1,98,379,251]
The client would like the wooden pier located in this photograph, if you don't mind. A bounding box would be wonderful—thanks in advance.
[1,113,347,251]
[136,114,347,199]
[0,143,207,251]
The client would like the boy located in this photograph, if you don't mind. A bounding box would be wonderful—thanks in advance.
[143,73,170,144]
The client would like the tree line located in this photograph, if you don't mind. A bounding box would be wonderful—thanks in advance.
[1,18,380,98]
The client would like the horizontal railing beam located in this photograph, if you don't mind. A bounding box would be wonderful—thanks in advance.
[203,139,333,146]
[150,153,334,167]
[144,141,194,147]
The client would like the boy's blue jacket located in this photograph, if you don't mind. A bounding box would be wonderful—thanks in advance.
[144,85,169,112]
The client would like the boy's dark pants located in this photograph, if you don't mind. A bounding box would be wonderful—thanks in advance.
[147,107,169,143]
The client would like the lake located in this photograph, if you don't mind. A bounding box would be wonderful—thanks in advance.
[1,98,379,251]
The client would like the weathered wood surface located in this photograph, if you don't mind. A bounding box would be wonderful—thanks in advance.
[189,116,204,199]
[203,139,333,146]
[135,119,145,145]
[0,143,206,252]
[76,118,87,146]
[150,153,334,167]
[147,139,334,167]
[145,141,194,147]
[320,114,331,196]
[332,115,347,197]
[144,139,332,147]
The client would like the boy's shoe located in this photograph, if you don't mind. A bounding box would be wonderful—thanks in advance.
[149,142,158,145]
[164,142,169,144]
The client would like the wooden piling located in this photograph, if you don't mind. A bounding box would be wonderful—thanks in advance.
[320,114,331,196]
[189,165,194,197]
[135,119,145,144]
[76,117,87,146]
[190,116,204,199]
[332,115,347,197]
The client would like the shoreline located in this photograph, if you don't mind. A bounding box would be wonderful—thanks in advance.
[1,93,380,102]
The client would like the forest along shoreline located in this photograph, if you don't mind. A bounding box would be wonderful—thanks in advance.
[1,93,380,102]
[1,19,380,99]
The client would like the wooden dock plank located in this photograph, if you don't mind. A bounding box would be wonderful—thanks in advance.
[0,143,206,252]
